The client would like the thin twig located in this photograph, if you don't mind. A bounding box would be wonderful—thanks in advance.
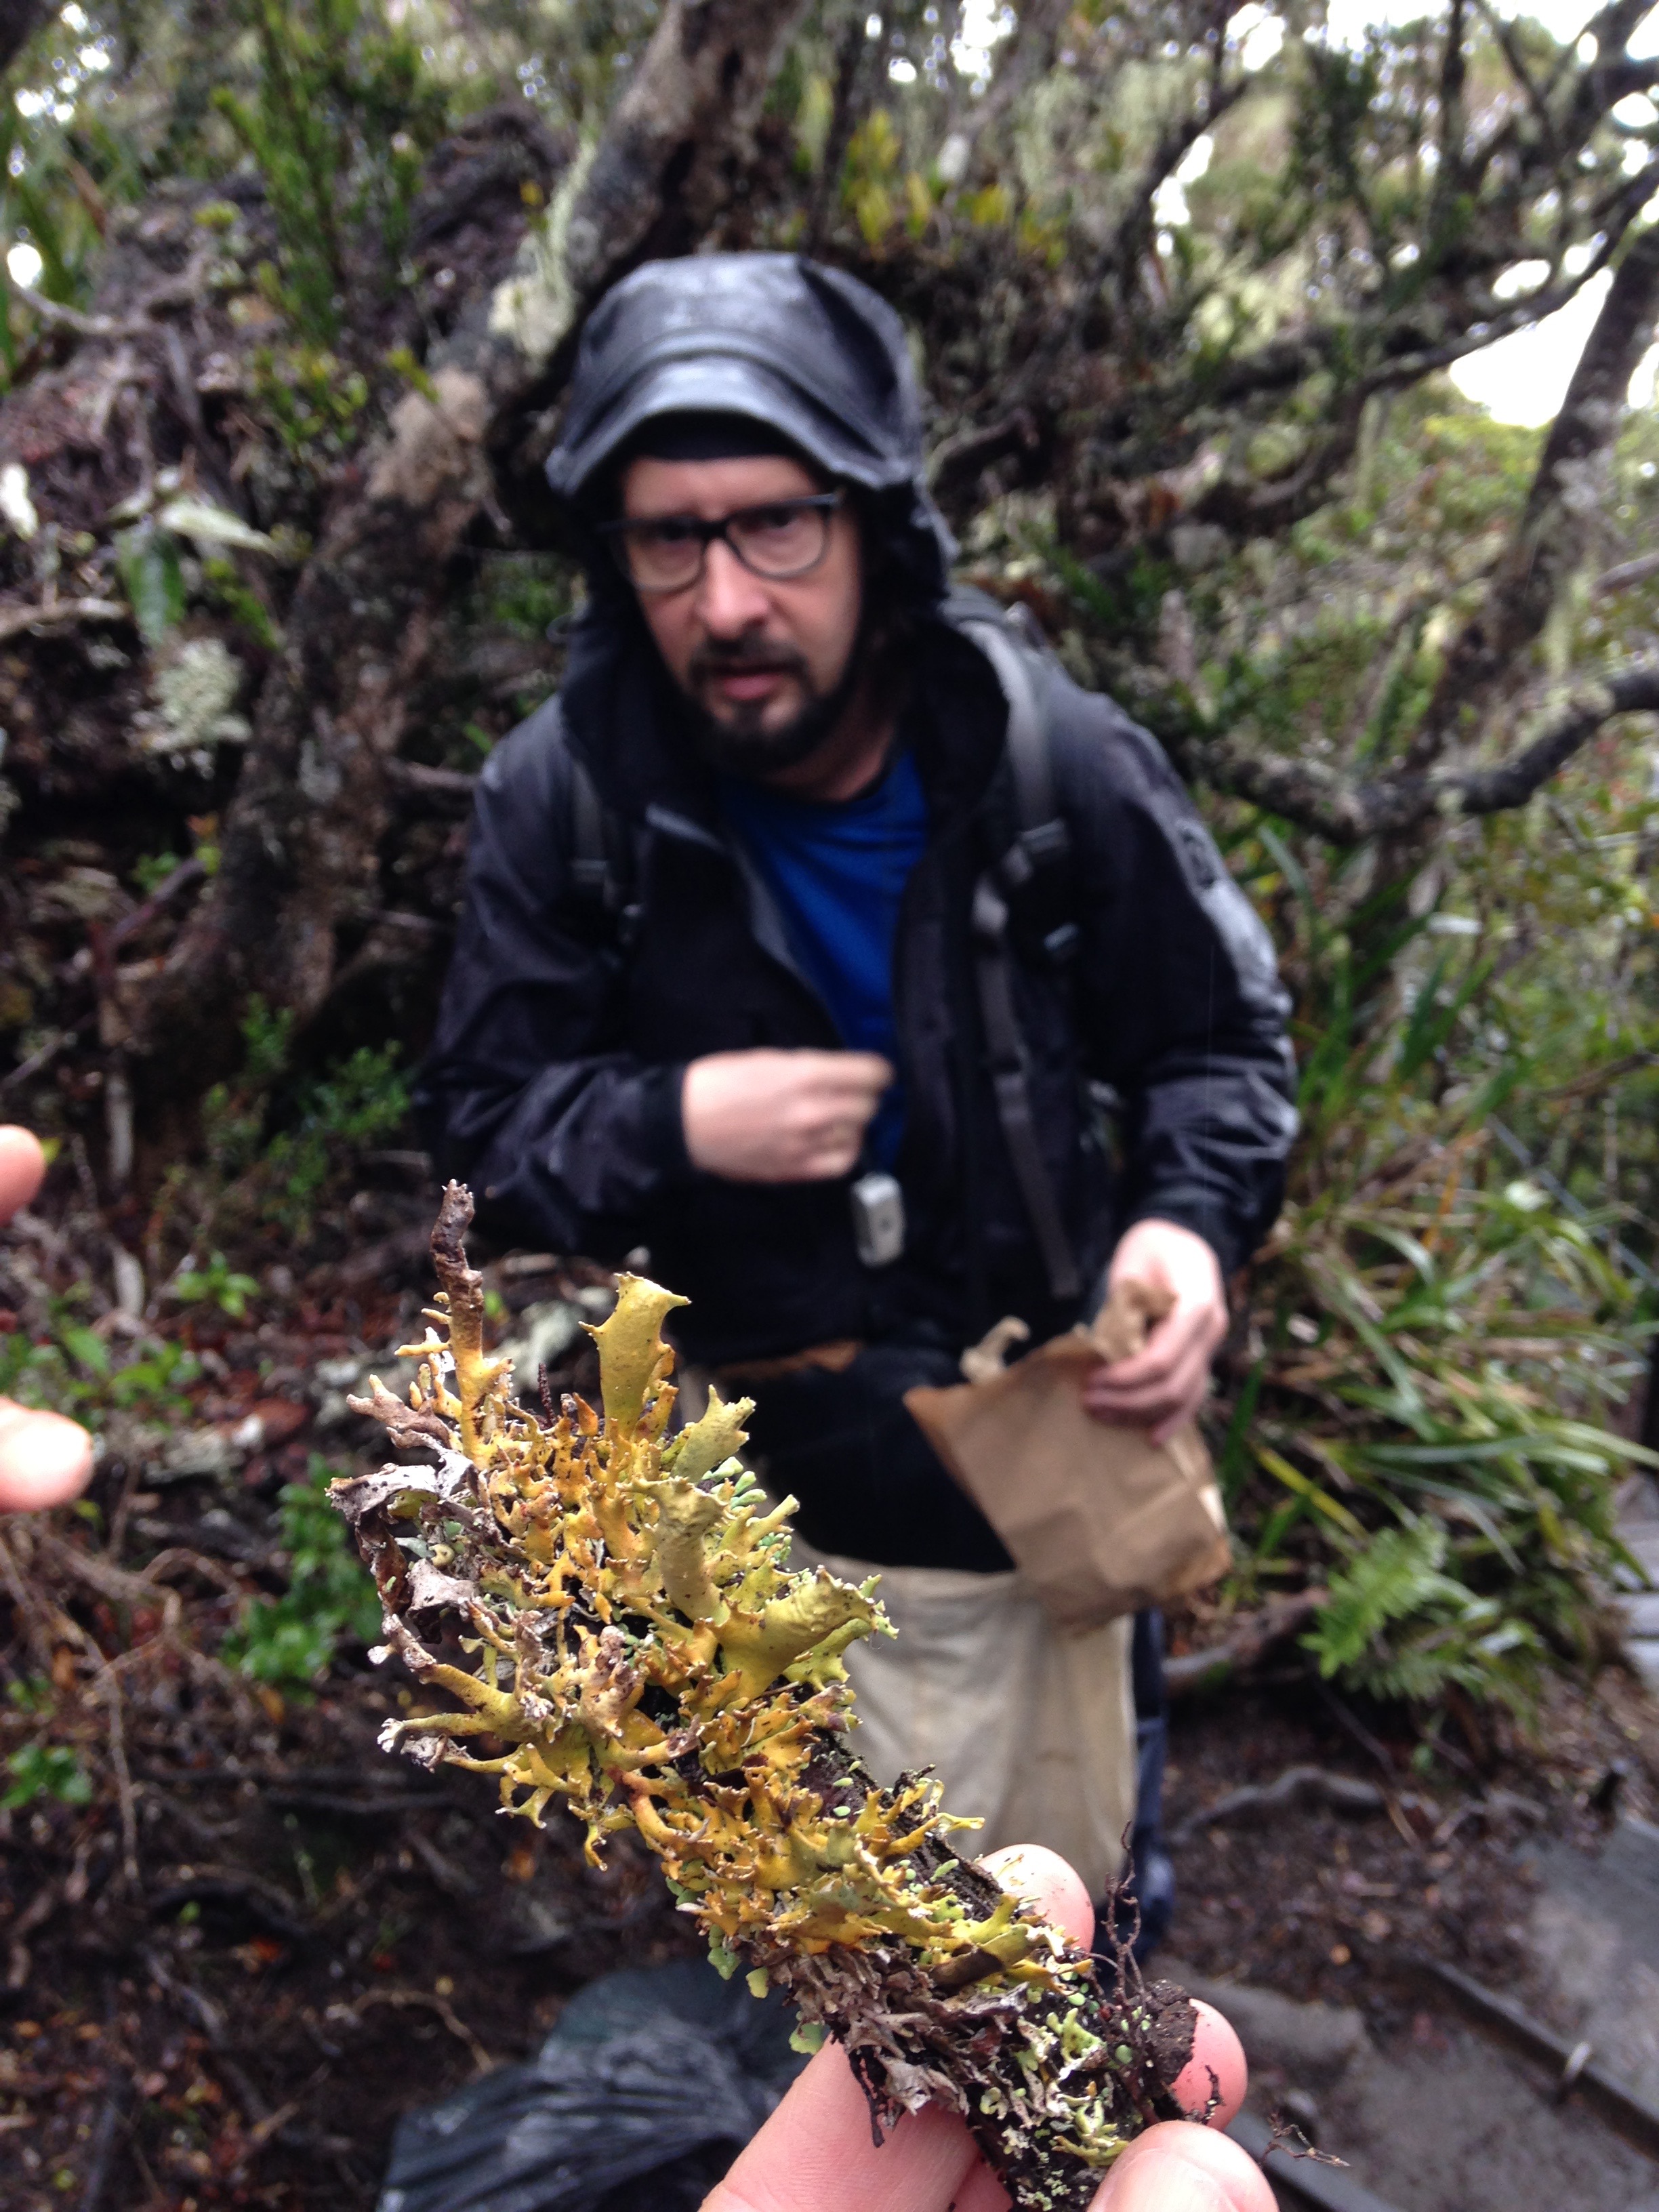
[326,1986,495,2076]
[0,1023,93,1097]
[140,1946,276,2127]
[1169,1765,1385,1847]
[0,596,129,646]
[91,1654,140,1893]
[76,2068,127,2212]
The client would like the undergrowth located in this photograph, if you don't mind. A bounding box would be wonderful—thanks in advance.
[159,993,413,1257]
[1213,826,1656,1714]
[224,1456,380,1689]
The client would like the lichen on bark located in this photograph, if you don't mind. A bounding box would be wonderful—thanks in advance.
[333,1183,1197,2211]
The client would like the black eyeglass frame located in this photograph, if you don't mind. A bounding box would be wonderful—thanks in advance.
[598,491,845,594]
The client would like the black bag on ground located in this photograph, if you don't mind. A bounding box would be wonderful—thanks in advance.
[377,1959,807,2212]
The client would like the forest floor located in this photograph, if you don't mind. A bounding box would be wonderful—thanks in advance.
[3,1224,1659,2212]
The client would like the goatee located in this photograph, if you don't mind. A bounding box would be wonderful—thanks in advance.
[684,636,865,781]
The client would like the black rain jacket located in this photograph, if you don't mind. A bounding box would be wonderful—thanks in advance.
[415,602,1298,1372]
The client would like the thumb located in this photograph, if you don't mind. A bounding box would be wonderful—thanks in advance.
[1092,2124,1275,2212]
[0,1401,96,1512]
[0,1126,47,1223]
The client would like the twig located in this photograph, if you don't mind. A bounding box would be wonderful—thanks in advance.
[1170,1765,1384,1847]
[76,2069,128,2212]
[92,1654,140,1893]
[6,1877,62,1993]
[146,1872,311,1944]
[1595,549,1659,597]
[0,1021,92,1097]
[384,759,478,802]
[1315,1681,1397,1779]
[30,1530,184,1639]
[326,1986,495,2076]
[9,283,154,340]
[0,1525,56,1671]
[11,262,212,339]
[0,596,129,646]
[140,1946,276,2128]
[1164,1589,1328,1696]
[106,857,206,955]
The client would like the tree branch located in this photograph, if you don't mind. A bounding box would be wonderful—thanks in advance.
[1199,660,1659,842]
[1595,548,1659,596]
[564,0,818,293]
[134,0,815,1074]
[1408,220,1659,769]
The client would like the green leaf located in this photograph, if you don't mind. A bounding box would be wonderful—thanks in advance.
[3,1743,94,1810]
[113,523,186,646]
[58,1324,109,1380]
[155,497,281,557]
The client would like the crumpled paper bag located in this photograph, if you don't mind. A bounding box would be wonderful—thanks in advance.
[903,1279,1231,1635]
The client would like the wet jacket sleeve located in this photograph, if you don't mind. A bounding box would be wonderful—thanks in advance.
[1057,689,1298,1279]
[413,705,691,1258]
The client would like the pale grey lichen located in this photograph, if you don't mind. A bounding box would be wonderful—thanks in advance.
[134,636,251,770]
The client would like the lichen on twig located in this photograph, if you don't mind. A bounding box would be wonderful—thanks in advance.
[333,1183,1196,2210]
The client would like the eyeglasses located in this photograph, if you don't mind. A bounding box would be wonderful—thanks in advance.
[600,493,844,594]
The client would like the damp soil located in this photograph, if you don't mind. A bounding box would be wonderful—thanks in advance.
[1162,1664,1659,2011]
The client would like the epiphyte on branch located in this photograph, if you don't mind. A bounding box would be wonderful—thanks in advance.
[333,1183,1197,2211]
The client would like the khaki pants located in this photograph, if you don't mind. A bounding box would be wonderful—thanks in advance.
[792,1538,1137,1902]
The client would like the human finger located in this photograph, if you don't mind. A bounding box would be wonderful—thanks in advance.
[1095,1298,1221,1391]
[705,2046,981,2212]
[708,1853,1252,2212]
[804,1051,894,1099]
[794,1139,864,1179]
[1081,1347,1206,1423]
[1173,2001,1248,2125]
[981,1841,1095,1948]
[709,1846,1094,2212]
[0,1126,47,1223]
[961,1858,1247,2121]
[1090,2123,1275,2212]
[0,1399,96,1512]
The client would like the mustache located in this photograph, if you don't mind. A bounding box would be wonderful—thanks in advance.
[687,636,811,682]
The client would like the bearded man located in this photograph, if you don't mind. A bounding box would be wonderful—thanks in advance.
[418,254,1296,1942]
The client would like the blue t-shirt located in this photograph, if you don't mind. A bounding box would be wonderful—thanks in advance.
[717,750,928,1168]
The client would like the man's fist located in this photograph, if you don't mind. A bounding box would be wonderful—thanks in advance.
[0,1127,95,1513]
[682,1049,894,1183]
[1082,1216,1227,1446]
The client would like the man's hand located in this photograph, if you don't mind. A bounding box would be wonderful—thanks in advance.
[682,1049,894,1182]
[703,1842,1272,2212]
[1081,1218,1227,1446]
[0,1126,95,1513]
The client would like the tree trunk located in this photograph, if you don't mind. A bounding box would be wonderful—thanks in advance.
[128,0,816,1082]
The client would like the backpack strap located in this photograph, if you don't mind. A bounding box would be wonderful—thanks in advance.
[558,705,640,942]
[953,609,1082,1305]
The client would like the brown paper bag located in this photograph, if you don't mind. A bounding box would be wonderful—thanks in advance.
[903,1281,1231,1635]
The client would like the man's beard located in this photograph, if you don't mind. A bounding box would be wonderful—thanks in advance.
[683,631,864,779]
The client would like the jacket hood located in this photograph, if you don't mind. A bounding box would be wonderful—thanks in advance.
[546,253,956,602]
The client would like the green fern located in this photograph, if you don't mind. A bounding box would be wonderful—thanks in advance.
[1305,1520,1543,1711]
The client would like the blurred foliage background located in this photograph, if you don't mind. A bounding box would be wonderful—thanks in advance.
[1,0,1658,1734]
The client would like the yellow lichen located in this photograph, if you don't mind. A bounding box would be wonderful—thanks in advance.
[334,1185,1194,2212]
